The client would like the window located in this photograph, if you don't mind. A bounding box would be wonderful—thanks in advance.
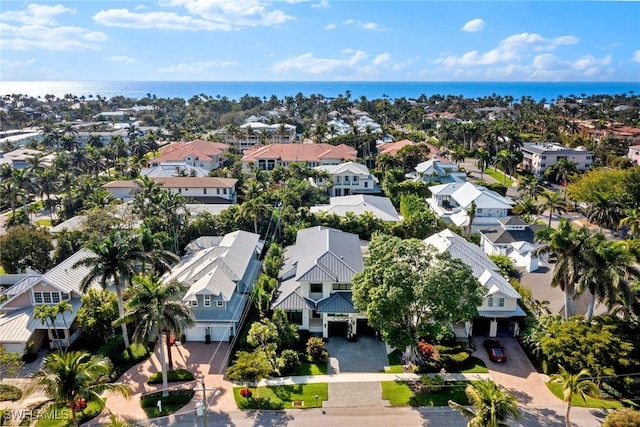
[344,176,350,182]
[487,297,494,307]
[33,292,43,304]
[43,293,52,304]
[223,188,227,194]
[498,298,505,307]
[310,283,323,293]
[51,293,61,303]
[287,310,303,325]
[203,189,207,195]
[217,189,220,194]
[364,182,368,188]
[541,155,547,159]
[541,163,546,167]
[191,298,198,307]
[332,283,351,291]
[216,300,225,308]
[477,208,483,213]
[178,188,182,193]
[312,310,321,319]
[61,293,70,301]
[353,176,359,183]
[185,188,189,192]
[204,295,211,307]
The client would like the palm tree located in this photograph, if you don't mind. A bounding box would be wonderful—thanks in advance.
[620,208,640,239]
[535,219,587,320]
[541,190,567,228]
[34,304,62,351]
[550,366,598,427]
[73,231,147,350]
[549,158,579,187]
[475,148,492,180]
[29,351,130,427]
[0,180,23,217]
[579,236,638,321]
[239,198,271,235]
[54,300,73,347]
[512,197,541,222]
[450,147,466,168]
[448,379,520,427]
[585,192,621,231]
[115,275,194,395]
[138,225,179,274]
[517,175,544,200]
[494,150,512,184]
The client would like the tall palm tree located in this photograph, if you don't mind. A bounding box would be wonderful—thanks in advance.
[620,208,640,239]
[34,304,62,351]
[541,190,567,228]
[586,192,621,231]
[116,275,194,395]
[138,224,179,274]
[512,197,541,222]
[73,231,147,350]
[0,180,23,217]
[517,175,544,200]
[550,365,598,427]
[448,379,520,427]
[475,148,492,180]
[549,158,579,188]
[239,198,271,235]
[29,351,130,427]
[494,150,512,184]
[54,300,73,347]
[535,219,587,320]
[579,236,638,321]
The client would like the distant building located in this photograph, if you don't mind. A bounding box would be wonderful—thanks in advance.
[408,157,467,184]
[241,143,356,171]
[520,142,593,176]
[478,217,545,273]
[102,177,238,204]
[222,122,296,149]
[627,145,640,165]
[312,162,380,196]
[148,139,229,172]
[0,148,55,169]
[377,139,415,156]
[310,195,400,222]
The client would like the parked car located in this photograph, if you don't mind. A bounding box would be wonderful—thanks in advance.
[547,253,558,263]
[484,339,507,363]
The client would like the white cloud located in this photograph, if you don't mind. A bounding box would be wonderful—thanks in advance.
[0,4,74,26]
[158,0,295,27]
[633,50,640,63]
[157,59,236,74]
[461,18,484,32]
[0,58,37,69]
[373,53,391,66]
[135,5,147,10]
[94,9,232,31]
[271,50,368,74]
[108,55,136,64]
[343,18,385,31]
[311,0,330,8]
[0,22,107,51]
[324,23,336,30]
[0,4,106,51]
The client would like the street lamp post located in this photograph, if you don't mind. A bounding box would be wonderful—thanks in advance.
[197,375,221,427]
[315,394,319,408]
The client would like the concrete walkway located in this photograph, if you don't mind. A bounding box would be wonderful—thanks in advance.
[323,382,390,408]
[258,372,491,386]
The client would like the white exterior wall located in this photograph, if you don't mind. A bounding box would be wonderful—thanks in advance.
[523,149,593,176]
[106,187,137,201]
[628,146,640,165]
[170,186,236,202]
[183,155,220,171]
[478,293,518,311]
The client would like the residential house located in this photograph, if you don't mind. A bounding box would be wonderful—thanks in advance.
[310,195,400,222]
[377,139,414,156]
[0,249,99,353]
[312,162,380,196]
[241,143,356,171]
[423,229,525,338]
[521,142,593,176]
[627,145,640,165]
[427,182,515,227]
[102,177,238,204]
[141,164,211,178]
[478,217,545,272]
[408,157,467,184]
[164,231,262,342]
[148,139,229,173]
[272,227,370,339]
[222,122,296,149]
[0,148,55,170]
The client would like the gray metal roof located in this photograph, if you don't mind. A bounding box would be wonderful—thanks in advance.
[478,305,527,318]
[316,292,358,314]
[0,299,82,344]
[310,195,400,222]
[43,249,100,295]
[271,279,315,310]
[293,227,363,283]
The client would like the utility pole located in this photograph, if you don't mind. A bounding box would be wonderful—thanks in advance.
[197,376,221,427]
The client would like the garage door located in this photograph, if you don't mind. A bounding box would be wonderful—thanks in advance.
[328,321,348,338]
[185,325,231,342]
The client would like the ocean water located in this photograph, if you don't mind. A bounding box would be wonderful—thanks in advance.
[0,80,638,102]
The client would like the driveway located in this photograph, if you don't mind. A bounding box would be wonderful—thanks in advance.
[473,337,559,407]
[325,336,388,373]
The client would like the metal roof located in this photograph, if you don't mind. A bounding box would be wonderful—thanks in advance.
[271,280,316,310]
[0,299,82,344]
[478,305,527,318]
[316,292,358,314]
[310,195,400,222]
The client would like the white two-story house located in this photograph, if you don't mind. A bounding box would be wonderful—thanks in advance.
[427,182,515,228]
[312,162,380,197]
[273,227,371,339]
[478,217,545,273]
[164,231,262,343]
[424,229,525,338]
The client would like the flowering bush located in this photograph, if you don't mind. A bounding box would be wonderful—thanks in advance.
[240,388,253,398]
[418,341,440,362]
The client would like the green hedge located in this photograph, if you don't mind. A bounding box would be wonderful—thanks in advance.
[147,369,194,384]
[140,389,195,418]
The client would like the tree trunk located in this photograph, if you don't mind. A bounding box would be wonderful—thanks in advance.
[565,401,572,427]
[158,321,169,397]
[548,210,553,228]
[585,293,596,322]
[113,281,130,349]
[402,345,424,367]
[254,217,258,235]
[165,329,174,372]
[71,405,78,427]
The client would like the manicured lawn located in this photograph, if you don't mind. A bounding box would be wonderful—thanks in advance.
[546,382,623,409]
[294,362,328,376]
[382,381,470,407]
[457,356,489,374]
[384,350,405,373]
[234,383,328,409]
[141,391,195,418]
[36,218,53,227]
[147,369,194,384]
[485,168,514,186]
[36,400,104,426]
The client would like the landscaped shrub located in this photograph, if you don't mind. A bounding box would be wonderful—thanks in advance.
[0,384,22,401]
[442,351,471,369]
[237,396,285,410]
[141,388,195,403]
[240,388,253,398]
[306,337,328,363]
[147,369,194,384]
[418,341,440,363]
[420,374,445,394]
[278,350,301,376]
[602,408,640,427]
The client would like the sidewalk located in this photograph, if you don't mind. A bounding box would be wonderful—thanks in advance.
[258,371,492,387]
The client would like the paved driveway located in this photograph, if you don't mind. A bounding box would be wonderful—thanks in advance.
[325,336,388,373]
[473,337,559,407]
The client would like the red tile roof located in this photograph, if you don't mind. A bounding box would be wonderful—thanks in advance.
[378,139,415,156]
[241,143,356,162]
[102,180,141,189]
[153,139,229,163]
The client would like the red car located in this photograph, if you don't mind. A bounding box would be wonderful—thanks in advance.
[484,339,507,363]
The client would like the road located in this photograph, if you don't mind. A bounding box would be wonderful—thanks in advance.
[114,405,607,427]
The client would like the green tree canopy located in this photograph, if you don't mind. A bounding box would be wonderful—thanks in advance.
[0,225,53,273]
[352,234,484,365]
[76,289,119,344]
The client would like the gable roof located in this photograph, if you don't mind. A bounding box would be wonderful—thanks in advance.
[102,180,141,189]
[423,229,521,300]
[241,143,356,163]
[0,299,82,344]
[378,139,415,156]
[141,164,211,178]
[150,177,238,188]
[271,280,316,310]
[415,158,459,175]
[310,195,400,222]
[152,140,228,164]
[289,227,363,283]
[314,162,371,176]
[430,182,514,210]
[316,292,358,313]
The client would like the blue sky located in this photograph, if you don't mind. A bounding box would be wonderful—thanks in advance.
[1,1,639,82]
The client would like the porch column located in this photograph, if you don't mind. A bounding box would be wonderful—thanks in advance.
[464,321,473,338]
[513,322,520,337]
[489,319,498,337]
[322,314,328,339]
[351,316,357,336]
[63,329,70,347]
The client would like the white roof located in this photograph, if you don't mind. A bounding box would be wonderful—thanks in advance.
[310,195,400,222]
[430,182,514,210]
[414,159,458,175]
[314,162,371,176]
